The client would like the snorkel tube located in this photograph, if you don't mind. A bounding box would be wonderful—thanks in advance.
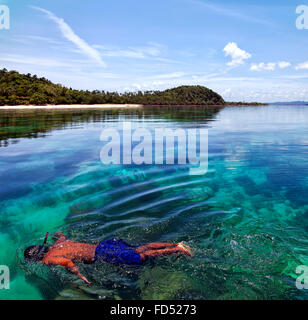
[38,232,49,254]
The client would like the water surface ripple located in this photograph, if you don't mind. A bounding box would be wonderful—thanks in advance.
[0,105,307,300]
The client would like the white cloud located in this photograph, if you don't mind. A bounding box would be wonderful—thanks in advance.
[278,61,291,69]
[295,61,308,70]
[223,42,251,67]
[189,0,275,27]
[132,83,142,90]
[222,88,232,99]
[251,61,291,71]
[151,72,186,79]
[250,62,276,71]
[0,54,75,67]
[115,74,308,103]
[96,48,146,59]
[31,6,105,67]
[93,42,164,60]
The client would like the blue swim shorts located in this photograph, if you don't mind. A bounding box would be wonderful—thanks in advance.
[94,238,141,265]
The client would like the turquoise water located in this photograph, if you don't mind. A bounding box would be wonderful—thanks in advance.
[0,105,307,300]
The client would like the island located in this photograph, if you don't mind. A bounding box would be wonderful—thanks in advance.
[0,68,267,107]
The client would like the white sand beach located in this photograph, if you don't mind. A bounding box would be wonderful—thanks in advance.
[0,104,143,110]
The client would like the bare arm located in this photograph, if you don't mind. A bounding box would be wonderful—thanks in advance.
[42,256,90,284]
[52,231,66,245]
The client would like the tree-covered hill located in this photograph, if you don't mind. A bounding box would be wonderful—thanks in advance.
[0,69,225,106]
[141,85,225,105]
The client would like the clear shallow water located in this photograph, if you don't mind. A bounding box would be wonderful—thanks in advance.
[0,105,307,300]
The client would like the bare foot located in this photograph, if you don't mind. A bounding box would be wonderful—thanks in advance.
[177,242,193,257]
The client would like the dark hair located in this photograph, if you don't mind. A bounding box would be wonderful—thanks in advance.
[24,245,49,262]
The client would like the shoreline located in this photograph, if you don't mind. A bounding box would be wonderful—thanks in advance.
[0,104,143,110]
[0,103,272,111]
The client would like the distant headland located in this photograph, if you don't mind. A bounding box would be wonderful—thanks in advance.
[270,101,308,106]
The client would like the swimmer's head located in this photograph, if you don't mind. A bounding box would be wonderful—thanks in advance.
[24,245,49,262]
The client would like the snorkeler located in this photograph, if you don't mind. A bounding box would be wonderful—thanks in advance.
[24,232,192,284]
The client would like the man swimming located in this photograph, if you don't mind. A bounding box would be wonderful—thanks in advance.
[24,232,192,284]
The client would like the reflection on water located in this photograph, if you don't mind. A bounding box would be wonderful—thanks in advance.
[0,105,308,300]
[0,105,222,147]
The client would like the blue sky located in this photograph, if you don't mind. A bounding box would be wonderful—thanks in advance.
[0,0,308,102]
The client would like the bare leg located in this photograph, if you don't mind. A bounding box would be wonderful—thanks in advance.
[137,242,176,253]
[138,245,192,262]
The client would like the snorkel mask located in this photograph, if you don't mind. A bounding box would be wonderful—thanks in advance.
[24,232,49,262]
